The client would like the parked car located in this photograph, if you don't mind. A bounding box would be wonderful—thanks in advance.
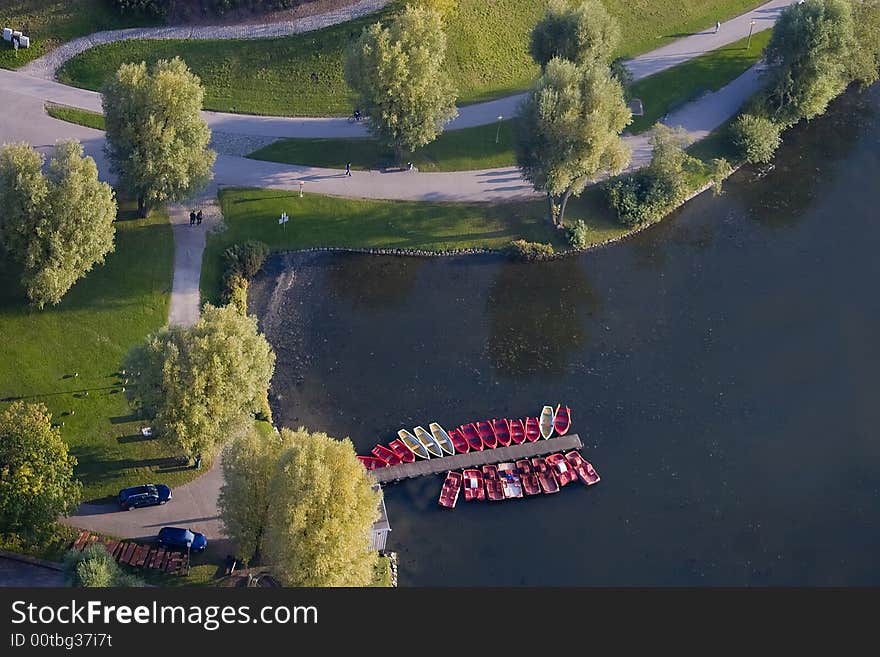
[117,484,172,510]
[157,527,208,553]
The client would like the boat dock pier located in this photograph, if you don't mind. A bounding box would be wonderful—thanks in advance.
[372,434,583,484]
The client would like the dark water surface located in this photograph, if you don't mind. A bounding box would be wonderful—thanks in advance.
[249,86,880,585]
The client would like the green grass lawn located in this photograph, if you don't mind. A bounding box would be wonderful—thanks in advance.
[0,0,160,69]
[628,29,771,133]
[202,187,626,303]
[0,203,196,501]
[58,0,767,117]
[45,102,106,130]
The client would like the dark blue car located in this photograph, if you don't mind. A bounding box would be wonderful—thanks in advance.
[157,527,208,553]
[117,484,172,510]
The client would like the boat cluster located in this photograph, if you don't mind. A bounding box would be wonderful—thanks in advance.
[357,404,573,469]
[439,450,600,509]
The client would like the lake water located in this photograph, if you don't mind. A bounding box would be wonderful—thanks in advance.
[249,85,880,585]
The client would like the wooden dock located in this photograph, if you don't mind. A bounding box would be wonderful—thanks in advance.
[372,433,583,484]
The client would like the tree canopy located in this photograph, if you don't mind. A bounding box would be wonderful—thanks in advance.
[261,428,381,587]
[529,0,620,68]
[344,6,458,161]
[848,0,880,87]
[0,402,82,540]
[514,57,631,227]
[124,304,276,457]
[0,141,116,308]
[102,57,215,217]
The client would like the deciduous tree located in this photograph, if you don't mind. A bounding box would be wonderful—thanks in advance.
[124,304,276,457]
[345,6,458,162]
[514,58,631,227]
[0,402,82,540]
[529,0,620,68]
[848,0,880,87]
[103,57,215,217]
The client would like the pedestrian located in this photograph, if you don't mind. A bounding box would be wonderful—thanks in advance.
[715,21,721,33]
[345,162,352,177]
[189,210,196,226]
[194,453,202,469]
[196,210,203,225]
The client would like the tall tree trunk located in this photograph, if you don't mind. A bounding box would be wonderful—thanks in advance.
[137,195,147,218]
[546,194,557,226]
[557,188,574,228]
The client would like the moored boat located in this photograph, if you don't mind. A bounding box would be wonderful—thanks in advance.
[516,459,542,496]
[388,438,416,463]
[476,420,498,449]
[429,422,456,455]
[448,427,470,454]
[492,419,512,446]
[481,464,505,501]
[358,455,388,470]
[414,425,444,458]
[530,456,559,494]
[509,418,526,445]
[462,468,485,501]
[497,463,523,498]
[524,417,541,442]
[546,453,577,486]
[539,405,555,439]
[399,429,430,459]
[438,471,462,509]
[461,423,483,451]
[372,444,401,466]
[553,404,571,436]
[565,451,601,486]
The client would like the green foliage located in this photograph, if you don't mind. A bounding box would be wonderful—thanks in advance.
[763,0,857,125]
[504,239,555,261]
[63,543,145,587]
[708,157,733,196]
[45,103,106,130]
[0,402,82,540]
[262,428,381,587]
[567,219,590,249]
[223,272,249,315]
[849,0,880,86]
[102,57,215,216]
[124,303,276,457]
[345,6,458,160]
[111,0,170,17]
[218,424,285,564]
[515,57,631,226]
[223,241,270,280]
[731,113,783,164]
[529,0,620,68]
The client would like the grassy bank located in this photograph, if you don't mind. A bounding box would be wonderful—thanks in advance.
[59,0,766,117]
[0,203,194,501]
[0,0,159,69]
[45,102,105,130]
[202,187,626,302]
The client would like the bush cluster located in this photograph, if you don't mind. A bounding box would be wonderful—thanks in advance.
[566,219,590,249]
[221,240,269,312]
[111,0,171,17]
[112,1,303,18]
[504,240,555,262]
[731,114,783,164]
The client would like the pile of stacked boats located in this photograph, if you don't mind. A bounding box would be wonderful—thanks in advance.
[357,404,573,469]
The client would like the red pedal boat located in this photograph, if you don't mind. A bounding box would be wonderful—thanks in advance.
[553,404,571,435]
[388,438,416,463]
[516,459,541,496]
[530,456,559,494]
[481,464,505,501]
[476,420,498,449]
[546,453,577,486]
[447,426,470,454]
[565,451,600,486]
[524,417,541,442]
[372,444,401,466]
[492,419,511,446]
[461,423,484,451]
[358,455,388,470]
[462,468,485,501]
[438,471,462,509]
[509,418,526,445]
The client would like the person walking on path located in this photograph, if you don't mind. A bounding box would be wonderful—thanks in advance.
[189,210,196,226]
[196,210,203,225]
[715,21,721,33]
[345,162,352,177]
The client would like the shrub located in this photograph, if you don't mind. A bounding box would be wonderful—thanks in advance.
[504,240,555,261]
[224,272,249,316]
[63,544,144,588]
[731,114,783,164]
[606,173,677,227]
[223,241,269,280]
[112,0,171,17]
[567,220,590,249]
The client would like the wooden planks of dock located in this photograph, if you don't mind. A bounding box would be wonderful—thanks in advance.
[70,530,188,575]
[372,433,584,484]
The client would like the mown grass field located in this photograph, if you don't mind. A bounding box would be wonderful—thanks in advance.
[58,0,767,116]
[0,203,197,501]
[0,0,159,69]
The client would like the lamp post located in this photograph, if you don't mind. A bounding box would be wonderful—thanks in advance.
[747,20,756,50]
[495,115,504,144]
